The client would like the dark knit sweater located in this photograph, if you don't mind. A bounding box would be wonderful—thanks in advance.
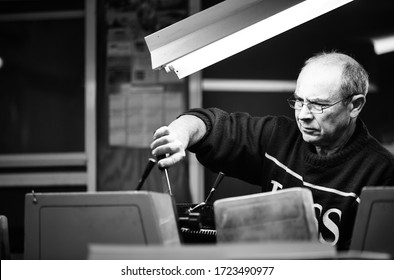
[185,108,394,250]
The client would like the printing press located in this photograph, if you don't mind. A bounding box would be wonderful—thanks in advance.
[136,157,318,245]
[136,157,222,244]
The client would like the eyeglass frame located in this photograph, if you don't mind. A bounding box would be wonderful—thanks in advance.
[287,94,357,114]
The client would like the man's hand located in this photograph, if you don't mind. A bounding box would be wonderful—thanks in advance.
[151,126,187,168]
[150,115,206,169]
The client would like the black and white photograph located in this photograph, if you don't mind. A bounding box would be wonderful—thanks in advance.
[1,0,394,279]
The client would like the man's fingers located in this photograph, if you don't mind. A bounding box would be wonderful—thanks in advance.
[157,153,185,169]
[152,140,186,168]
[152,126,170,140]
[151,125,187,168]
[152,140,182,158]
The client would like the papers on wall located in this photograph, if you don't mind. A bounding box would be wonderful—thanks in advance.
[109,85,184,148]
[105,2,187,148]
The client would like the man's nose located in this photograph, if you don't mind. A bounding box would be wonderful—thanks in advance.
[297,103,313,119]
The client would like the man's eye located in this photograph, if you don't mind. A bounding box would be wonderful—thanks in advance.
[310,102,324,107]
[309,103,325,109]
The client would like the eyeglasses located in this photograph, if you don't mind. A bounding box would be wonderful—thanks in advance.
[287,94,355,114]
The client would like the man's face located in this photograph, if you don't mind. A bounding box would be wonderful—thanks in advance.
[294,63,352,149]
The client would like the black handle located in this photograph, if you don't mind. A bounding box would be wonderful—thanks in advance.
[136,158,156,191]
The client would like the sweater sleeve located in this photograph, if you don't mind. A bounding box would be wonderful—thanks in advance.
[182,107,278,185]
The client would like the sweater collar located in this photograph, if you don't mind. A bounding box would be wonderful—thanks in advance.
[303,118,369,167]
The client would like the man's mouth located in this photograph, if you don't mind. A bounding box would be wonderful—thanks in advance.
[301,126,318,134]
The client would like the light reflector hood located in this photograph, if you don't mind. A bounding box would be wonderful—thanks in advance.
[145,0,354,79]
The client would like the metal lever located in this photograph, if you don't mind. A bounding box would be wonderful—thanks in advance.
[156,154,173,196]
[189,171,225,213]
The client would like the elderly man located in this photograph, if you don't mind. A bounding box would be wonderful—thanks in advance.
[150,51,394,250]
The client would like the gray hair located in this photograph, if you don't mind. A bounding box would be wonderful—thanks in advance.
[303,51,369,98]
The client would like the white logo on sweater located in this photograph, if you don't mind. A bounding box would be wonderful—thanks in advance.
[314,204,341,245]
[270,180,283,191]
[266,152,359,246]
[270,181,342,246]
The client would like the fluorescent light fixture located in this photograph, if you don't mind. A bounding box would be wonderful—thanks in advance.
[371,34,394,55]
[145,0,354,79]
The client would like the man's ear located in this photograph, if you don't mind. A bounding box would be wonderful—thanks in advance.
[349,94,366,118]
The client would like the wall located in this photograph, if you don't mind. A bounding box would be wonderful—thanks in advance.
[97,0,192,203]
[0,1,87,257]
